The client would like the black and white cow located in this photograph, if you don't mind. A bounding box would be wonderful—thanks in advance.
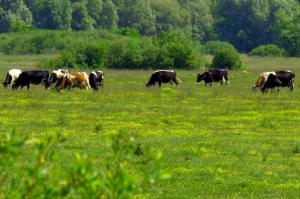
[89,71,104,90]
[2,69,22,88]
[46,69,69,89]
[146,70,181,87]
[261,70,295,93]
[13,70,50,90]
[197,69,229,86]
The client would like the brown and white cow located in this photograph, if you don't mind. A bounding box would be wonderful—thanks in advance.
[252,71,276,91]
[56,72,91,92]
[46,69,69,89]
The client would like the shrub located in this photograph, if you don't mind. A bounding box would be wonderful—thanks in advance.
[249,44,285,57]
[211,48,242,70]
[204,41,236,55]
[52,43,107,68]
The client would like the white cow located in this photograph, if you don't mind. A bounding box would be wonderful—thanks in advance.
[2,69,22,88]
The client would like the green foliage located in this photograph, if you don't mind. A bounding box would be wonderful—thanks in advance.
[32,0,72,30]
[71,0,94,31]
[211,48,242,70]
[249,44,285,57]
[204,41,236,55]
[0,130,167,198]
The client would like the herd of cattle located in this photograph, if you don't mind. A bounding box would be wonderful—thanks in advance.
[2,69,104,92]
[1,68,296,93]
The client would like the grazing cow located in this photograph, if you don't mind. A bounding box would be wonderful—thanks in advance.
[13,70,49,90]
[46,69,69,89]
[146,70,181,87]
[2,69,22,88]
[197,69,229,86]
[261,71,295,93]
[89,71,104,90]
[252,71,276,91]
[56,72,91,92]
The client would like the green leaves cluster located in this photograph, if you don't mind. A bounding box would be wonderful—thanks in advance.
[0,130,168,198]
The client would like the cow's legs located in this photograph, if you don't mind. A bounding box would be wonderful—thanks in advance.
[27,84,30,90]
[158,81,162,87]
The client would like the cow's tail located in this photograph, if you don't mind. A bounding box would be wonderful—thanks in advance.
[289,77,295,91]
[176,78,182,84]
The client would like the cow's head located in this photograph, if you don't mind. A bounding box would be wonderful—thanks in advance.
[252,85,259,91]
[2,82,8,88]
[197,72,211,82]
[2,73,12,88]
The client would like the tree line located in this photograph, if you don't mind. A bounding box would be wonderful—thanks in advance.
[0,0,299,56]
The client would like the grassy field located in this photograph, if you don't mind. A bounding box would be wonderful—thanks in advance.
[1,55,300,198]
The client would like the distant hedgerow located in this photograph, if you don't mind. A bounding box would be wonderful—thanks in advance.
[48,30,204,69]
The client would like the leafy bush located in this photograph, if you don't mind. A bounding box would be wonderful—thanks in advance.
[249,44,285,57]
[204,41,236,55]
[0,130,169,198]
[211,48,242,70]
[50,43,107,68]
[106,38,144,69]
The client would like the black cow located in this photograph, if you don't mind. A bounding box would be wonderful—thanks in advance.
[13,70,49,90]
[146,70,181,87]
[197,69,229,86]
[89,71,104,90]
[261,71,295,93]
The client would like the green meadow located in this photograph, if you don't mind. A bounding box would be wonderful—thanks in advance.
[1,55,300,198]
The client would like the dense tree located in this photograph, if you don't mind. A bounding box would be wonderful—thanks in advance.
[150,0,191,33]
[215,0,271,52]
[113,0,155,34]
[71,0,93,30]
[32,0,71,30]
[178,0,215,42]
[0,0,31,33]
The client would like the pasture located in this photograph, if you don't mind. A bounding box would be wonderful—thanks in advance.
[1,55,300,198]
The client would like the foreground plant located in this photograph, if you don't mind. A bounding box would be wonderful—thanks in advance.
[0,130,169,198]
